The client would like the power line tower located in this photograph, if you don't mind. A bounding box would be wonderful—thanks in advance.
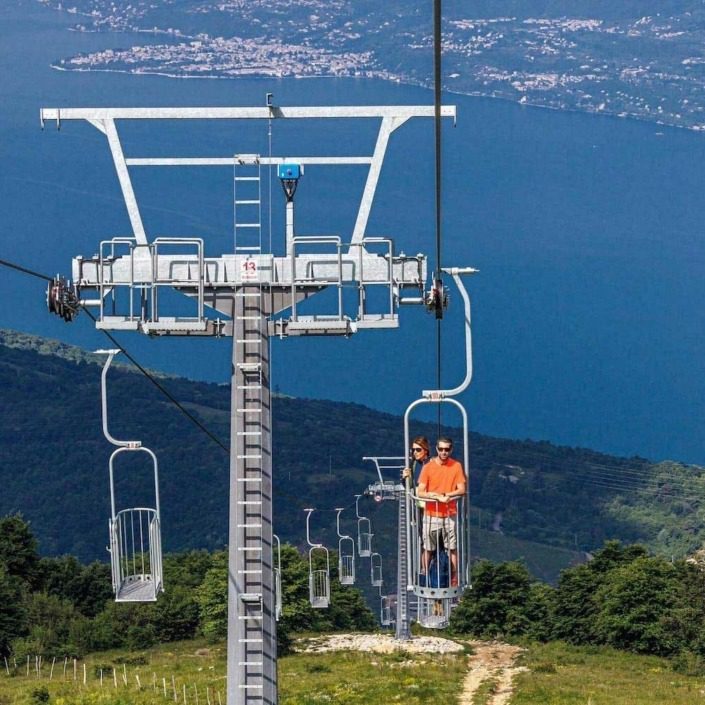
[40,101,455,705]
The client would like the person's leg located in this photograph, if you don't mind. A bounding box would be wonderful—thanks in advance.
[444,516,459,586]
[421,515,438,575]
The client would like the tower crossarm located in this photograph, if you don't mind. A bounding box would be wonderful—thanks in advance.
[73,251,425,289]
[71,237,427,336]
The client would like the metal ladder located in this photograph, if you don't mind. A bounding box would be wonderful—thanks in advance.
[231,283,276,704]
[229,151,277,705]
[396,484,411,639]
[234,155,262,255]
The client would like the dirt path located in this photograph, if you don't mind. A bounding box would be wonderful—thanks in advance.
[460,641,527,705]
[296,634,525,704]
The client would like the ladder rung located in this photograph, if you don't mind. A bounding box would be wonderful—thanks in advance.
[239,316,261,320]
[236,339,262,344]
[238,569,263,574]
[235,176,260,181]
[237,431,263,436]
[238,616,263,621]
[235,293,261,298]
[239,547,263,552]
[236,455,262,460]
[238,662,263,667]
[237,409,262,413]
[240,639,263,643]
[235,246,262,252]
[237,362,261,370]
[235,200,261,205]
[237,385,262,390]
[240,591,262,600]
[237,523,263,528]
[237,478,263,483]
[239,684,263,689]
[237,500,263,505]
[236,224,261,228]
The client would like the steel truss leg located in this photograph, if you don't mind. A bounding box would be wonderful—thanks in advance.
[227,286,277,705]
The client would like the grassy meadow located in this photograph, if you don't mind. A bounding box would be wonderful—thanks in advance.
[0,636,467,705]
[514,641,705,705]
[3,637,705,705]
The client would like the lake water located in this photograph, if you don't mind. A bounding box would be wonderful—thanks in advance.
[2,0,705,465]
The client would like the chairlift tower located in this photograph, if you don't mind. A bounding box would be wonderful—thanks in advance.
[364,457,412,641]
[40,101,456,705]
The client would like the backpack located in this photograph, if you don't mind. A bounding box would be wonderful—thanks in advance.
[427,550,450,588]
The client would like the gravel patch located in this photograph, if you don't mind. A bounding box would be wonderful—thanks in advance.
[297,633,465,654]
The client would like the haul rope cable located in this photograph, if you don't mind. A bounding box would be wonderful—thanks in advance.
[0,256,367,515]
[0,256,228,452]
[433,0,444,437]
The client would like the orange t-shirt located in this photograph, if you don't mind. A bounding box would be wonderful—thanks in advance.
[418,459,465,517]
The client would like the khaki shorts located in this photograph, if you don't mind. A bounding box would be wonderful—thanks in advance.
[422,514,457,551]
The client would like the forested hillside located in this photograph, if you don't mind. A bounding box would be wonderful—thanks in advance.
[1,329,704,585]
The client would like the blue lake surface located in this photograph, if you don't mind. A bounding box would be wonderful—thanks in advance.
[2,0,704,464]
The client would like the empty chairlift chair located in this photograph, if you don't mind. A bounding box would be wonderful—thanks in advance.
[98,349,164,602]
[335,508,356,586]
[380,590,394,628]
[355,494,373,558]
[274,534,282,621]
[305,509,330,609]
[370,552,383,587]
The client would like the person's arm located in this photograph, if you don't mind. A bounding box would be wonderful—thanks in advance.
[417,480,445,501]
[444,480,466,500]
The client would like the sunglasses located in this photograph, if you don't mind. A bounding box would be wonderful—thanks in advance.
[437,446,452,453]
[411,447,425,453]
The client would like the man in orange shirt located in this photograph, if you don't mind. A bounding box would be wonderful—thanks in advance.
[417,436,466,587]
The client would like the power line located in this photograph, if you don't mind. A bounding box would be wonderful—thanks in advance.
[0,256,373,514]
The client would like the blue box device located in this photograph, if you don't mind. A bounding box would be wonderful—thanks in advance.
[278,163,301,180]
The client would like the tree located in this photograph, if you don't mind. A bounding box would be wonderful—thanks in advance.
[0,565,26,657]
[153,586,200,642]
[553,541,649,644]
[450,560,534,637]
[552,563,600,644]
[195,552,228,641]
[38,556,112,617]
[12,593,77,658]
[594,555,682,655]
[0,514,39,586]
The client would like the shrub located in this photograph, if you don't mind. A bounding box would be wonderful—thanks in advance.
[29,686,50,704]
[672,649,705,677]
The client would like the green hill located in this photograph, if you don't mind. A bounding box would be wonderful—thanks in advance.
[1,328,703,585]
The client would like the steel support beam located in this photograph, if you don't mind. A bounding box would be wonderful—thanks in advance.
[227,288,276,705]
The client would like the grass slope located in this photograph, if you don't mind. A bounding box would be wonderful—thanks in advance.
[515,641,705,704]
[0,637,467,705]
[3,637,704,705]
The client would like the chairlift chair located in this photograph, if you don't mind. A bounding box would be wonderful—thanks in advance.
[416,596,450,630]
[99,350,163,602]
[274,534,282,621]
[402,270,476,620]
[305,509,330,609]
[380,591,394,628]
[370,552,383,587]
[335,508,356,586]
[354,494,373,558]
